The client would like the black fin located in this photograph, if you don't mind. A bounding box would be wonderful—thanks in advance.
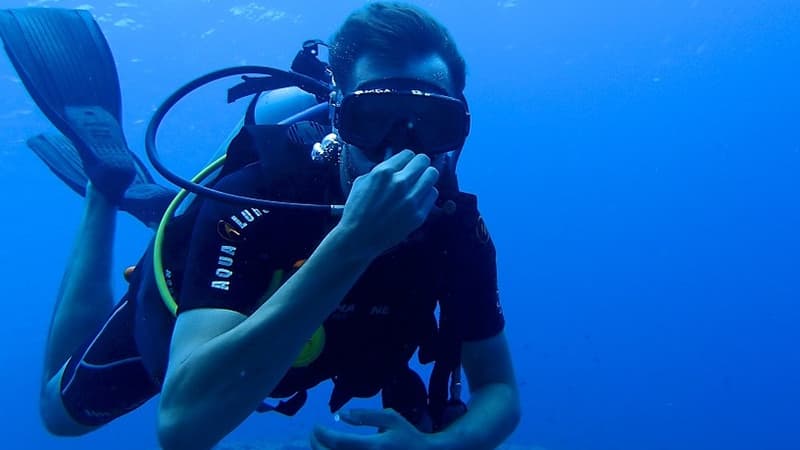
[26,133,88,197]
[26,133,175,227]
[0,8,136,201]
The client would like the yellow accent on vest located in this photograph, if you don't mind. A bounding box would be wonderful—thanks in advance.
[292,326,326,368]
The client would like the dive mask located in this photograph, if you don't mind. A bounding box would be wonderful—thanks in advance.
[333,78,470,158]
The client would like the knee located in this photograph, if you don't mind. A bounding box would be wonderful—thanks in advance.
[39,400,91,436]
[39,378,97,437]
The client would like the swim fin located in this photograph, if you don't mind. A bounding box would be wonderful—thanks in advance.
[26,134,89,197]
[0,8,136,202]
[27,133,176,227]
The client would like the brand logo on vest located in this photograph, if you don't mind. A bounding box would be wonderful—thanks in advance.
[370,305,391,316]
[330,303,355,320]
[217,220,243,242]
[228,207,270,230]
[211,245,237,291]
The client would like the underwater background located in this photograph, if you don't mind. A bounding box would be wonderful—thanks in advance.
[0,0,798,449]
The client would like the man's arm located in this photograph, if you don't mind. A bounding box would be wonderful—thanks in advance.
[428,330,521,450]
[157,225,374,450]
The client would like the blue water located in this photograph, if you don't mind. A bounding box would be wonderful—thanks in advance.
[0,1,798,449]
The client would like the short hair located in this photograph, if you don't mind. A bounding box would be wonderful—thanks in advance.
[329,2,466,94]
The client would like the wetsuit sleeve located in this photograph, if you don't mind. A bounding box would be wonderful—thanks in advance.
[442,194,506,342]
[177,166,283,316]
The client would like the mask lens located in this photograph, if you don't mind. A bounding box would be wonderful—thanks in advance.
[336,89,469,157]
[338,93,398,151]
[404,95,468,153]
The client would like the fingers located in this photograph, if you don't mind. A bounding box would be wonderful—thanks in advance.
[309,429,327,450]
[370,151,438,204]
[312,425,374,450]
[396,153,432,181]
[397,153,439,205]
[339,408,402,429]
[375,151,433,184]
[374,149,416,173]
[407,165,439,200]
[311,410,404,450]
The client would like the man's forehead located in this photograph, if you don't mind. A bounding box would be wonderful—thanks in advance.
[348,53,454,95]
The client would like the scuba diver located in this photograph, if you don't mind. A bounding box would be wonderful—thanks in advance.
[0,2,520,450]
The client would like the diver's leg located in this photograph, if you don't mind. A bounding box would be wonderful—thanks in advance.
[40,294,161,436]
[40,364,98,436]
[42,182,116,382]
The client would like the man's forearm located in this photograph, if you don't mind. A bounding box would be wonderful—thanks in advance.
[159,225,375,450]
[428,383,521,450]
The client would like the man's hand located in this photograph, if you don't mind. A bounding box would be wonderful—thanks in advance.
[310,408,434,450]
[337,150,440,260]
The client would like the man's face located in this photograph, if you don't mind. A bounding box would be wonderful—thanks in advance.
[337,53,457,194]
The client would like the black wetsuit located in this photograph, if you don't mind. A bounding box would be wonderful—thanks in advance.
[60,156,504,428]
